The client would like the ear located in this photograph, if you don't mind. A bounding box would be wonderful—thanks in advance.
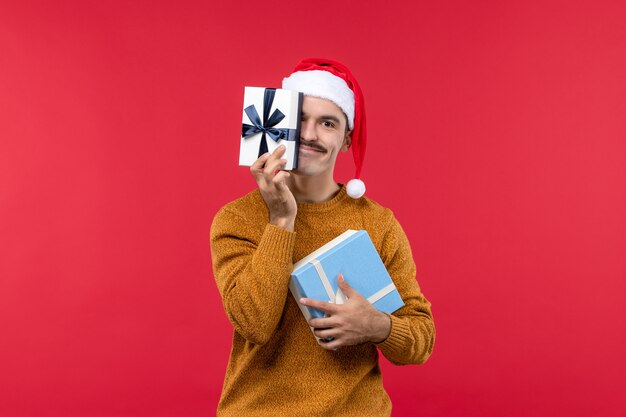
[341,130,352,152]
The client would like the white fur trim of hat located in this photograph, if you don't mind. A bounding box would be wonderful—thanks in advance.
[282,70,355,129]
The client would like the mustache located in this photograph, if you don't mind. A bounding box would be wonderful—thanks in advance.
[299,140,327,153]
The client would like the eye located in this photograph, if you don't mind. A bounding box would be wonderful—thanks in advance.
[322,120,335,128]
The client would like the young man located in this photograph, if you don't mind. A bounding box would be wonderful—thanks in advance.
[210,58,435,417]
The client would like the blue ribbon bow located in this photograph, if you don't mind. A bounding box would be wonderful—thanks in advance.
[242,88,292,157]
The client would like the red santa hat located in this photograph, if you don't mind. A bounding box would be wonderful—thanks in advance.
[282,58,367,199]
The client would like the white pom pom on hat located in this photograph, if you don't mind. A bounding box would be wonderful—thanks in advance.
[282,58,367,199]
[346,178,366,199]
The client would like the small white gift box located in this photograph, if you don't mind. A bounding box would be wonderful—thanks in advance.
[240,86,302,170]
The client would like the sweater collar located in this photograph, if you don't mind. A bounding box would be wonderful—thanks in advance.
[296,183,349,213]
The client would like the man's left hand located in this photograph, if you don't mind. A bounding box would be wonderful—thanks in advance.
[300,274,392,350]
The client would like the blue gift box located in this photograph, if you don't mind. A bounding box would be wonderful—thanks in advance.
[290,230,405,322]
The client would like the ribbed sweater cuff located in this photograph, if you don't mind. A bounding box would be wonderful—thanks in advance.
[256,223,296,265]
[376,314,410,354]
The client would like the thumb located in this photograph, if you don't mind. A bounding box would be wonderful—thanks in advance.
[337,274,358,298]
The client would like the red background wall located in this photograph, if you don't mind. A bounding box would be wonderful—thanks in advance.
[1,1,625,416]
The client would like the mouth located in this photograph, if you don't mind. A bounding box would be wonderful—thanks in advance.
[299,142,326,153]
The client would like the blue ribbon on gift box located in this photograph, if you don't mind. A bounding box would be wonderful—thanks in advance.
[242,88,296,157]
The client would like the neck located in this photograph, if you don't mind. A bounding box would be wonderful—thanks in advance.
[287,172,341,203]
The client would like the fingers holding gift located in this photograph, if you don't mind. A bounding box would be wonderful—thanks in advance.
[250,145,288,180]
[302,287,385,348]
[252,146,292,195]
[309,315,340,330]
[318,337,343,351]
[263,145,287,170]
[248,145,296,231]
[311,319,364,349]
[300,298,341,316]
[268,160,289,179]
[250,152,271,178]
[312,327,334,339]
[263,160,288,183]
[263,155,287,175]
[337,274,359,299]
[312,327,353,351]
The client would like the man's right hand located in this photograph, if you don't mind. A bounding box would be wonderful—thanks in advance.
[250,145,297,231]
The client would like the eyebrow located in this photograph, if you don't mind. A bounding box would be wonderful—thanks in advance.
[321,114,341,123]
[301,112,342,124]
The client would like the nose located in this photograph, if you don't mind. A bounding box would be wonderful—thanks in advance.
[300,118,317,142]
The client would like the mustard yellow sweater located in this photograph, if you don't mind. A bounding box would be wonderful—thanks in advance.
[210,185,435,417]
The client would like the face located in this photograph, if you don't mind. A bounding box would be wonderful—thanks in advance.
[294,96,352,178]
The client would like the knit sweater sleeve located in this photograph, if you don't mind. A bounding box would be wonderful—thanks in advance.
[210,206,296,346]
[375,213,435,365]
